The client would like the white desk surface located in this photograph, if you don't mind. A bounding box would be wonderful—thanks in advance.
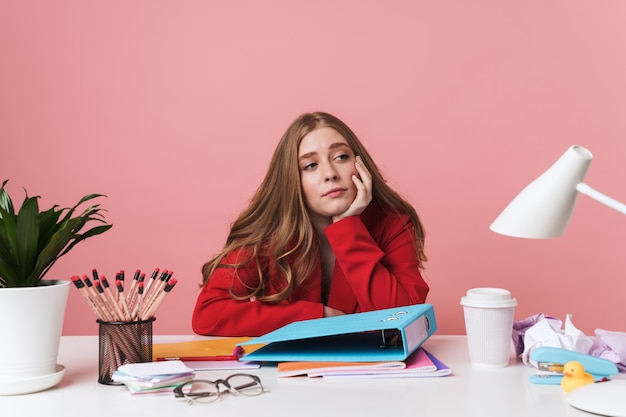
[1,335,621,417]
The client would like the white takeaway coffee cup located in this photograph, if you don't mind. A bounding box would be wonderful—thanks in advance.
[460,288,517,367]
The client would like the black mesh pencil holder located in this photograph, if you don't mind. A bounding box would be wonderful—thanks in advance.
[97,318,155,385]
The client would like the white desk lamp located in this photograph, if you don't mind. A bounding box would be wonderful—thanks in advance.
[489,145,626,416]
[490,145,626,238]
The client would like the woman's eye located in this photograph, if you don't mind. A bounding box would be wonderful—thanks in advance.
[335,153,350,161]
[303,162,317,170]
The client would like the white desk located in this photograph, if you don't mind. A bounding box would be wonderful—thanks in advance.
[1,335,619,417]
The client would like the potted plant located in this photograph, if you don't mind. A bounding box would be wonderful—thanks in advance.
[0,179,112,395]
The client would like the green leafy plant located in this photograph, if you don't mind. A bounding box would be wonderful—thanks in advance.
[0,179,113,288]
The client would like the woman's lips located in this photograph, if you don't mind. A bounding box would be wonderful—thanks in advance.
[324,188,346,198]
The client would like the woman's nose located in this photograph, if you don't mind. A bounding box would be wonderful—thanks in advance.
[324,165,339,181]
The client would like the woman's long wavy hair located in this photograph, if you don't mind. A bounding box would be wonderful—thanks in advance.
[201,112,426,303]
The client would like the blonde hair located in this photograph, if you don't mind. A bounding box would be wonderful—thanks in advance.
[201,112,426,302]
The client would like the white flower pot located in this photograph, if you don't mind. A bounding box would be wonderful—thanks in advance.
[0,280,70,395]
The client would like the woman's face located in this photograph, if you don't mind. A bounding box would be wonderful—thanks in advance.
[298,127,358,225]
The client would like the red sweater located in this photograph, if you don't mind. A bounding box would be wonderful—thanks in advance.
[192,205,429,336]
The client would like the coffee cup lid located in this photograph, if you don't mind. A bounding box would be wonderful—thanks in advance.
[460,287,517,308]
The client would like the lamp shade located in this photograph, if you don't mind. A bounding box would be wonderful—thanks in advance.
[490,145,593,238]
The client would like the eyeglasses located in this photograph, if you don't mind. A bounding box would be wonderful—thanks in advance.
[173,374,266,404]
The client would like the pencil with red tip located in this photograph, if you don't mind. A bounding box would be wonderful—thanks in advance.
[116,279,132,321]
[71,275,105,320]
[127,271,145,311]
[114,272,121,301]
[100,275,125,321]
[141,278,177,320]
[94,279,121,321]
[99,275,116,306]
[144,269,172,304]
[142,270,165,311]
[144,269,166,305]
[131,281,145,320]
[117,270,125,300]
[143,268,160,296]
[127,269,140,298]
[83,275,114,321]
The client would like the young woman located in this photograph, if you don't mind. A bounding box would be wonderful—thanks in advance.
[192,112,429,336]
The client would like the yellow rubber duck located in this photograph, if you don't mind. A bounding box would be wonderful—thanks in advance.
[561,361,595,392]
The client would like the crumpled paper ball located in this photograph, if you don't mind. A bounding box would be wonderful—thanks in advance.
[512,313,625,371]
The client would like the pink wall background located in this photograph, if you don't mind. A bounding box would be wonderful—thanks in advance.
[2,1,625,336]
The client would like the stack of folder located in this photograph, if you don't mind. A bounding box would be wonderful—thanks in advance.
[237,304,451,379]
[144,305,451,381]
[277,347,451,379]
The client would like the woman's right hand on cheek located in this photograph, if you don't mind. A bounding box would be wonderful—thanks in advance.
[332,156,373,222]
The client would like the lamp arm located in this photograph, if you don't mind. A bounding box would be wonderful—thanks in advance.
[576,183,626,215]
